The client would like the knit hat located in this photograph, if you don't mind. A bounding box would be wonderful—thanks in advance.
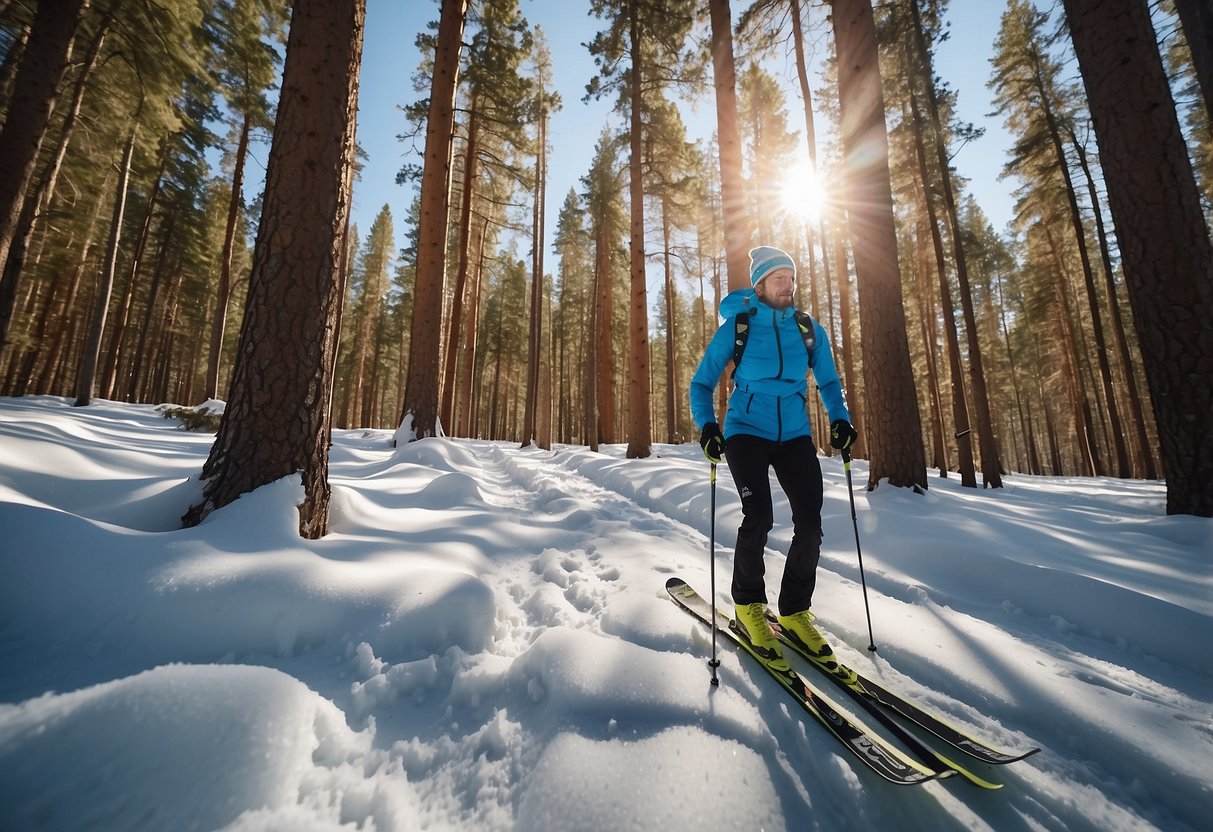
[748,246,796,287]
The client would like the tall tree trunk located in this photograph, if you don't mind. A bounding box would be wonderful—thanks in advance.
[1043,224,1097,476]
[625,0,652,459]
[908,0,1001,487]
[75,121,138,407]
[832,0,926,490]
[1063,0,1213,515]
[101,167,169,402]
[708,0,751,290]
[0,0,87,354]
[1173,0,1213,123]
[538,276,553,450]
[1070,128,1156,479]
[351,276,384,429]
[34,184,107,395]
[400,0,467,441]
[127,209,177,403]
[914,214,948,476]
[441,101,478,433]
[585,258,601,452]
[456,221,487,438]
[1,11,107,360]
[206,111,253,399]
[907,86,974,485]
[994,269,1037,475]
[114,149,169,401]
[183,0,365,537]
[148,259,185,403]
[523,94,548,448]
[661,196,678,443]
[1024,43,1128,478]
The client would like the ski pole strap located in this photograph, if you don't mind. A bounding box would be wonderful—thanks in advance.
[841,448,852,470]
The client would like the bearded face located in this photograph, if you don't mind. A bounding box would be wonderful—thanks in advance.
[755,267,796,310]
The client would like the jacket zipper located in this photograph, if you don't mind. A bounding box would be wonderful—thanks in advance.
[775,309,787,441]
[773,309,784,380]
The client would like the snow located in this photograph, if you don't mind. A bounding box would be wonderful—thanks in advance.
[1,396,1210,831]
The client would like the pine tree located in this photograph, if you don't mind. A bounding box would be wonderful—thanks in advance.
[580,129,625,449]
[1061,0,1213,516]
[203,0,288,399]
[184,0,366,537]
[0,0,88,354]
[522,27,560,449]
[349,206,394,427]
[708,0,752,290]
[588,0,696,459]
[399,0,467,441]
[831,0,926,490]
[905,0,1003,487]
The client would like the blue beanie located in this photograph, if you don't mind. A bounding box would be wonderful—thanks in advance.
[748,246,796,287]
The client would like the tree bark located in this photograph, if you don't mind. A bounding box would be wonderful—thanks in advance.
[456,221,487,438]
[183,0,366,537]
[1173,0,1213,124]
[832,0,926,490]
[442,101,478,433]
[906,88,974,486]
[128,208,177,403]
[1,10,107,366]
[523,93,548,448]
[0,0,88,355]
[1042,224,1097,476]
[908,0,1002,487]
[708,0,751,291]
[1070,127,1155,479]
[1062,0,1213,515]
[75,121,138,408]
[400,0,467,440]
[662,195,678,443]
[625,0,652,459]
[1024,41,1127,478]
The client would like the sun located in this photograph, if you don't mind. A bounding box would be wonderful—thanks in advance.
[778,160,826,224]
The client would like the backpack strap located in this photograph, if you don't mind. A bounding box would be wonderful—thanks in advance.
[793,310,817,369]
[731,310,753,377]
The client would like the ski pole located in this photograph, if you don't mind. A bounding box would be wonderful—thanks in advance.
[842,449,877,652]
[708,461,721,685]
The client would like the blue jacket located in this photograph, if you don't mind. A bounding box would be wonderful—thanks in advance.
[689,288,851,443]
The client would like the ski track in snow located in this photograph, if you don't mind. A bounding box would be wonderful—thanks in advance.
[323,427,1212,831]
[1,397,1210,831]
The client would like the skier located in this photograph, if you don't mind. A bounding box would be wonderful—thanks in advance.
[689,245,857,673]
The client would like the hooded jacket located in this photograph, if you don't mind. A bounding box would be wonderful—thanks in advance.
[689,288,850,443]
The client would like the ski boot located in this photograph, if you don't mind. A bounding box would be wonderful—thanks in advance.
[778,609,858,685]
[732,603,790,672]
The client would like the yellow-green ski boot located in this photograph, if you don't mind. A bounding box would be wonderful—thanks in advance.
[732,603,790,672]
[778,609,858,685]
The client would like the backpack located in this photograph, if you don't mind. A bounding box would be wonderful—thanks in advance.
[731,308,817,377]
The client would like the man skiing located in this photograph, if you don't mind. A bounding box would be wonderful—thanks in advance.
[689,245,858,673]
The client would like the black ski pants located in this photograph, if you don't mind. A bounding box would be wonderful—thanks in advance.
[724,433,823,616]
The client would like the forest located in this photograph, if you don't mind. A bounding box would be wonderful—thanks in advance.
[0,0,1210,535]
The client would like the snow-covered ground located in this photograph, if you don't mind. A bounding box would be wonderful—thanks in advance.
[1,395,1210,831]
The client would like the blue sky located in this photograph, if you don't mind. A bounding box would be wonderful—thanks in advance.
[347,0,1016,276]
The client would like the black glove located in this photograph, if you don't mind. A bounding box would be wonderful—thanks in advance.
[699,423,726,463]
[830,419,857,451]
